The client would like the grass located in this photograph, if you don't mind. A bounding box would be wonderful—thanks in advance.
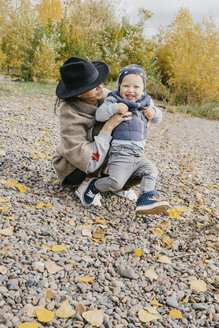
[167,103,219,120]
[0,78,56,96]
[0,77,218,120]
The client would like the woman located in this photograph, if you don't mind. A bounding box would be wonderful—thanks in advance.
[53,57,139,205]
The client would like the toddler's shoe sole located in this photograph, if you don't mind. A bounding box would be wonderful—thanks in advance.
[136,201,169,215]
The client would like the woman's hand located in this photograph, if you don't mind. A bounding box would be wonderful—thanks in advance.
[102,112,132,135]
[142,106,156,128]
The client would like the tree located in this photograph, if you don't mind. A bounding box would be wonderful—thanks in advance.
[157,8,219,105]
[36,0,63,25]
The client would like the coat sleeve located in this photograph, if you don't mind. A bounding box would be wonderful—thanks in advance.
[95,96,118,122]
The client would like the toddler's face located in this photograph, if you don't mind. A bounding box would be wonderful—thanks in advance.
[120,74,144,102]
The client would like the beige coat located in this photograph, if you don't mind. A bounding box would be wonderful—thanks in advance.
[53,88,109,183]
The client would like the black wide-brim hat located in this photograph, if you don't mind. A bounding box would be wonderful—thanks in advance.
[56,57,109,99]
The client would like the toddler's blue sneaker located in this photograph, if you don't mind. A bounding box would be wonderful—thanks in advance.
[80,178,100,207]
[136,190,169,215]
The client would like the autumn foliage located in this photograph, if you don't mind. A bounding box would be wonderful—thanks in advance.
[0,1,218,107]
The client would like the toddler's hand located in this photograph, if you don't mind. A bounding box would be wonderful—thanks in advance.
[117,103,129,115]
[142,106,156,128]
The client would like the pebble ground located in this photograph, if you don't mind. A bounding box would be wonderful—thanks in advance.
[0,92,218,328]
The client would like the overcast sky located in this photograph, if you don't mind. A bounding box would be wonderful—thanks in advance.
[121,0,219,37]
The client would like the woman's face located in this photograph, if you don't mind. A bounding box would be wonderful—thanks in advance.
[77,84,103,105]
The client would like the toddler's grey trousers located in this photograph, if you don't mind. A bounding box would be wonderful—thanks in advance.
[95,144,158,195]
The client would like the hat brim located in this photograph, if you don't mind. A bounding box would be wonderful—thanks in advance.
[56,61,109,99]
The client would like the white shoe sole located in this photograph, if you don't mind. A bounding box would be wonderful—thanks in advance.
[136,201,169,215]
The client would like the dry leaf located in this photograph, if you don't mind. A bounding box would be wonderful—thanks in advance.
[51,245,67,252]
[82,310,104,327]
[159,220,171,229]
[18,323,39,328]
[42,244,52,251]
[3,216,15,221]
[169,309,183,319]
[45,289,54,299]
[35,308,55,322]
[189,279,207,292]
[183,296,189,305]
[145,266,158,280]
[135,249,143,257]
[16,184,27,192]
[78,276,95,283]
[0,265,8,274]
[0,227,14,236]
[150,299,162,307]
[93,230,105,239]
[45,260,63,274]
[144,307,159,314]
[158,255,172,264]
[167,207,181,218]
[56,299,76,318]
[153,228,164,236]
[91,238,106,243]
[0,197,7,203]
[162,235,174,248]
[138,309,160,323]
[1,205,9,214]
[6,179,18,187]
[95,218,106,224]
[53,180,59,184]
[35,202,52,209]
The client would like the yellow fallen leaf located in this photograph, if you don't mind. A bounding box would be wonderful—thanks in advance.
[6,179,18,187]
[3,216,15,221]
[82,310,104,327]
[0,197,7,203]
[53,180,59,184]
[78,276,95,283]
[158,255,172,264]
[150,299,162,307]
[42,244,52,251]
[35,202,45,209]
[135,249,143,257]
[202,258,213,264]
[209,184,216,189]
[16,184,27,192]
[45,260,63,274]
[0,227,14,236]
[144,307,159,314]
[18,323,39,328]
[153,228,164,236]
[162,235,174,248]
[163,185,170,188]
[167,207,181,218]
[45,289,54,299]
[56,299,76,318]
[197,222,205,227]
[35,203,52,209]
[35,308,55,322]
[189,279,207,292]
[169,309,183,319]
[145,266,158,280]
[138,309,160,323]
[159,220,171,229]
[44,203,52,207]
[51,245,67,252]
[95,218,106,224]
[183,296,189,305]
[1,205,9,213]
[91,238,106,243]
[93,230,105,239]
